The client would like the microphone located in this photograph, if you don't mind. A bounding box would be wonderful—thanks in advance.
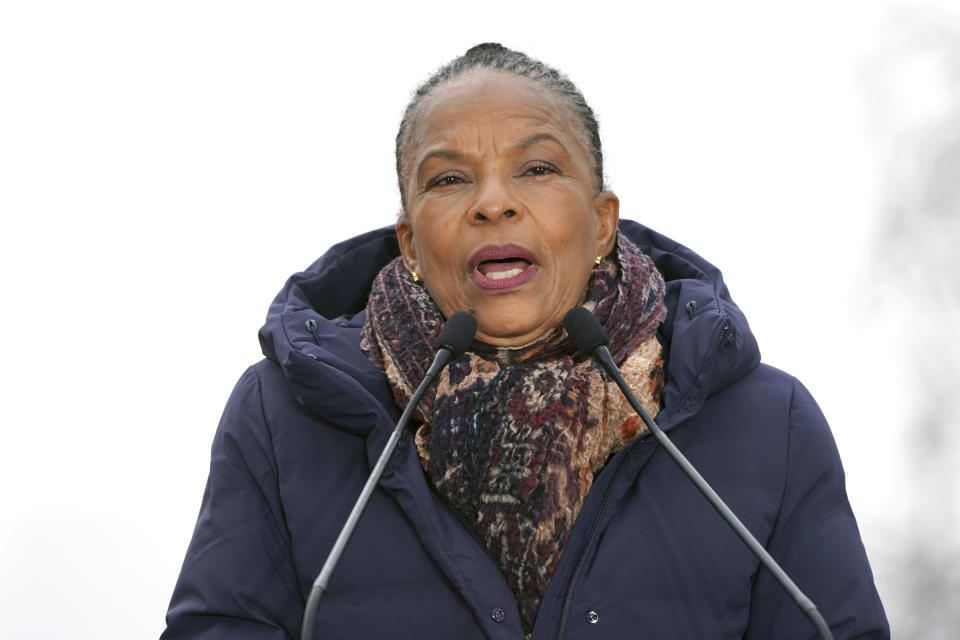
[301,311,477,640]
[562,307,834,640]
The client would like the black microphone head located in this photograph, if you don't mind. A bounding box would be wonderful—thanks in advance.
[563,307,609,355]
[436,311,477,359]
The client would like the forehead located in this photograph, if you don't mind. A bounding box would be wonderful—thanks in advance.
[407,70,588,160]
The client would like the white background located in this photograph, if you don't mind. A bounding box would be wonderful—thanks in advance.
[2,1,958,637]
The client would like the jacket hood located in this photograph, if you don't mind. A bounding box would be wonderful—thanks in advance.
[258,220,760,434]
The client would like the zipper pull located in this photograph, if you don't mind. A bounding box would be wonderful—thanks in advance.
[305,318,321,345]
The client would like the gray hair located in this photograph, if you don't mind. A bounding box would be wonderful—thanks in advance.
[395,43,605,215]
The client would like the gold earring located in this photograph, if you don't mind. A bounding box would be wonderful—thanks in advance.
[410,270,421,283]
[595,256,602,266]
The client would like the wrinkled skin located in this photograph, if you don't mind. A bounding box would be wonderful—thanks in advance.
[397,71,619,347]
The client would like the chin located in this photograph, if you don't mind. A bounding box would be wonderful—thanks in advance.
[475,311,549,346]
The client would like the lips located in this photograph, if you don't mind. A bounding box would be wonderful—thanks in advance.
[469,244,539,292]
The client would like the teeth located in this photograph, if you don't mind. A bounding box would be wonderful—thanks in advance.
[484,268,524,280]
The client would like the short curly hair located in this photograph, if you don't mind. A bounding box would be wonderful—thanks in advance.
[395,43,605,215]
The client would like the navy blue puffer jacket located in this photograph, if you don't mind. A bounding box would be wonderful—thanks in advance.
[161,220,889,639]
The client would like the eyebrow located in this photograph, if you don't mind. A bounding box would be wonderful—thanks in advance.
[414,133,569,180]
[510,132,569,154]
[415,150,463,180]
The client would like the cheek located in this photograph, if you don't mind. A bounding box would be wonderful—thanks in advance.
[412,224,449,272]
[549,196,600,257]
[410,225,462,311]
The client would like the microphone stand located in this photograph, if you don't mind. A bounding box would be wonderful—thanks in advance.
[592,343,833,640]
[300,312,476,640]
[563,306,832,640]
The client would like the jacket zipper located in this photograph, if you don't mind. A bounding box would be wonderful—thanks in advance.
[305,319,321,345]
[554,437,648,639]
[718,317,732,348]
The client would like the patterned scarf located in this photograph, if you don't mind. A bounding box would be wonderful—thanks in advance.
[361,234,667,633]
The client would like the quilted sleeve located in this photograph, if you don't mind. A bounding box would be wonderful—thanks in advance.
[161,366,302,639]
[745,379,889,639]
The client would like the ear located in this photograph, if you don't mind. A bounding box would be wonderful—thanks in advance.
[594,191,620,256]
[396,219,419,273]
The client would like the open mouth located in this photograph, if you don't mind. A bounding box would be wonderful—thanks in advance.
[470,245,539,291]
[477,257,532,280]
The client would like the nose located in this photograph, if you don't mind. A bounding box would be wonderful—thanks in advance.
[469,172,520,224]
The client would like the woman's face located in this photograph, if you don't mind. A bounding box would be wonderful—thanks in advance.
[397,71,619,347]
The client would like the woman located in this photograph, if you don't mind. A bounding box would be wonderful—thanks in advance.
[162,44,888,639]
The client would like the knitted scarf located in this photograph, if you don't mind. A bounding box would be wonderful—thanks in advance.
[361,234,667,634]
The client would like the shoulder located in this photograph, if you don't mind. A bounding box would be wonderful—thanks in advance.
[673,364,839,511]
[710,363,832,437]
[218,360,296,433]
[219,356,357,433]
[208,362,285,482]
[213,359,328,470]
[704,363,856,544]
[219,358,387,483]
[688,363,820,444]
[729,364,841,469]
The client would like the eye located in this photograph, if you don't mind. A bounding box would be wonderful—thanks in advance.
[521,163,558,177]
[426,173,465,189]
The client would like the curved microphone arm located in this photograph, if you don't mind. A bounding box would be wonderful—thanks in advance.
[563,306,832,640]
[300,312,476,640]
